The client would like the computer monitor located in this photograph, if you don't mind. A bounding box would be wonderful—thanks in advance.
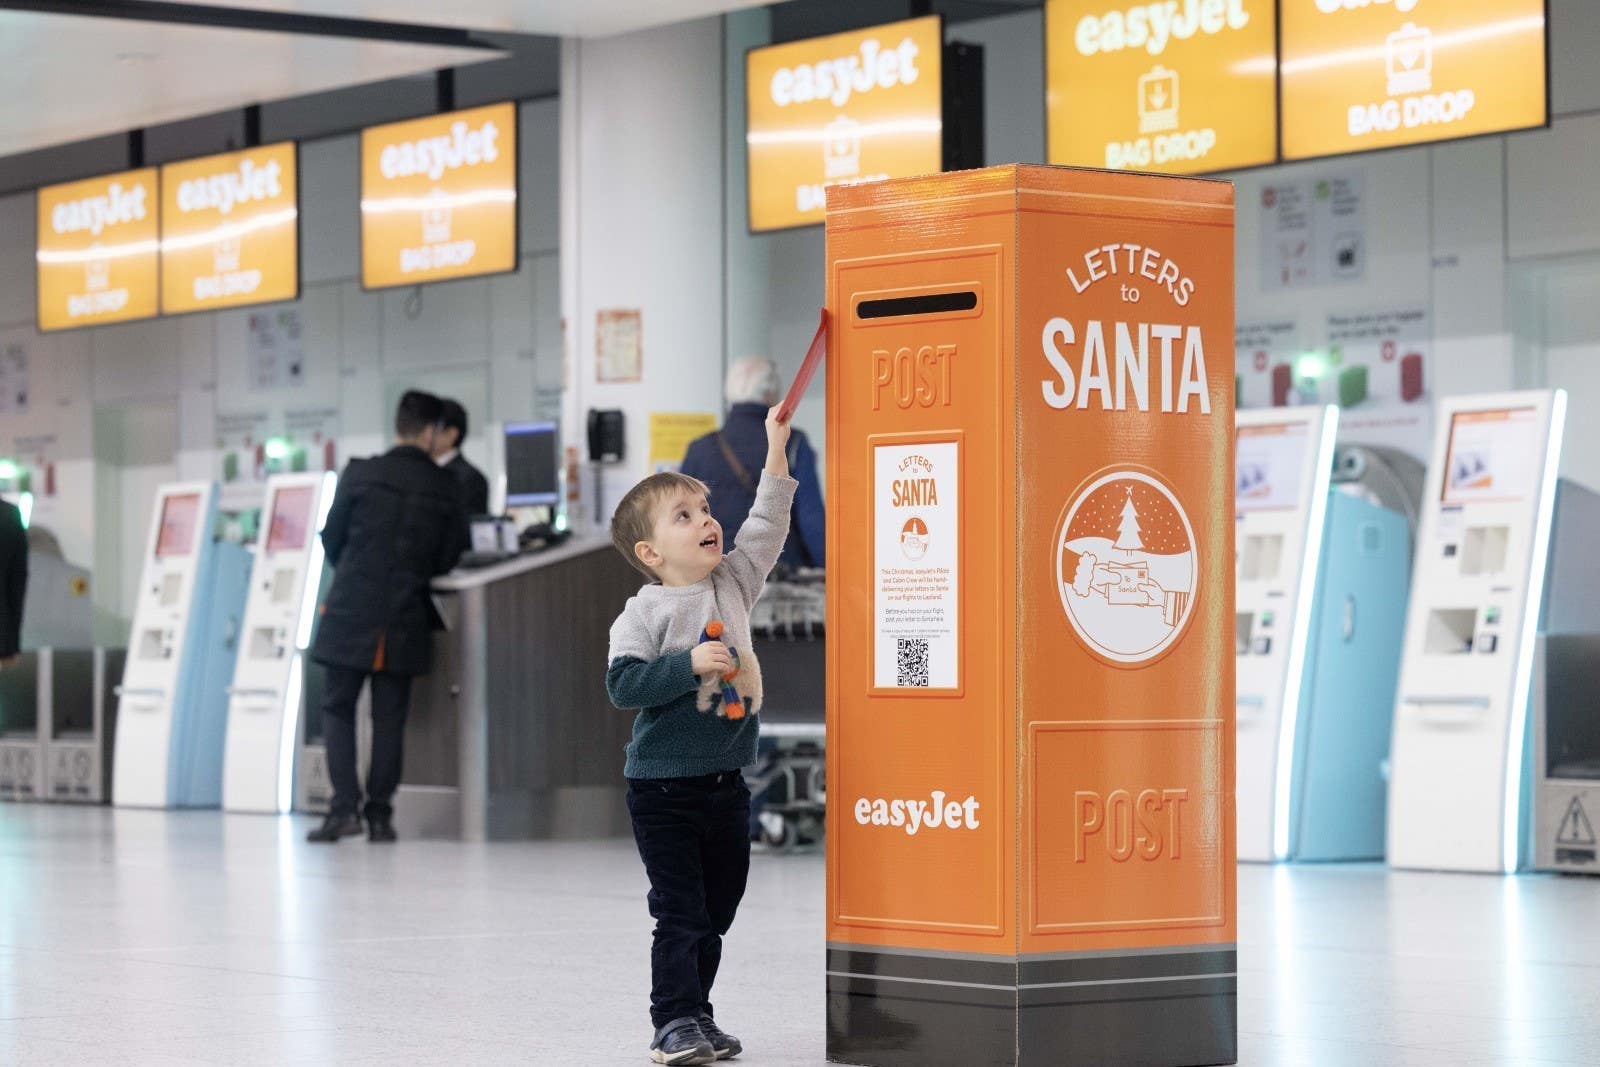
[504,421,560,508]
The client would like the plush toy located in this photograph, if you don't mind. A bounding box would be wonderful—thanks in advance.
[699,620,744,720]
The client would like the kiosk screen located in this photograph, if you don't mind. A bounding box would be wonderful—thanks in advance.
[266,486,314,553]
[1236,422,1308,512]
[1442,407,1540,504]
[155,493,201,558]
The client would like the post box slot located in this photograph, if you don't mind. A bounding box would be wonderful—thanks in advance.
[857,287,979,326]
[856,290,978,320]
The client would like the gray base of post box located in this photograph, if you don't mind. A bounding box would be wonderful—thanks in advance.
[826,945,1237,1067]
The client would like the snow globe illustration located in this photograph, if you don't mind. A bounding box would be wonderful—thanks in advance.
[1055,469,1198,665]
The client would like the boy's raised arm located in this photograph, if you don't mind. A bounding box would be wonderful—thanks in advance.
[724,407,799,603]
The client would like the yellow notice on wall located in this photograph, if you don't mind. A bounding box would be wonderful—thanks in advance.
[1281,0,1547,161]
[746,16,943,232]
[160,142,299,314]
[1046,0,1277,174]
[36,168,160,332]
[360,102,518,290]
[649,413,719,473]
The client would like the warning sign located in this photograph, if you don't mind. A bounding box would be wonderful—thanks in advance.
[874,439,959,691]
[1556,796,1596,864]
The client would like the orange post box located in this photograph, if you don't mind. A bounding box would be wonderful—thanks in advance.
[824,165,1236,1067]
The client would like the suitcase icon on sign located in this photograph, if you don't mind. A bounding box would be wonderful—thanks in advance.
[1271,363,1293,407]
[1401,352,1424,402]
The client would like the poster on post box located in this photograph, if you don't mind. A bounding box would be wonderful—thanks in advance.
[1281,0,1547,161]
[160,143,298,314]
[360,102,518,290]
[874,439,960,691]
[746,16,943,232]
[36,168,160,332]
[1046,0,1277,174]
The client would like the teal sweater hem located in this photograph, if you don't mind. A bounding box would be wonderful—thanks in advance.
[606,653,760,779]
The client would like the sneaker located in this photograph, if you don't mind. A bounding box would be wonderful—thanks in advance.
[367,816,397,843]
[306,812,362,843]
[698,1015,742,1060]
[649,1017,715,1065]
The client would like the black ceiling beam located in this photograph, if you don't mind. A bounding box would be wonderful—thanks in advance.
[0,0,505,50]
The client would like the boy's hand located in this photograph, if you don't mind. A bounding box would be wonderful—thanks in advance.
[765,406,791,477]
[692,641,734,678]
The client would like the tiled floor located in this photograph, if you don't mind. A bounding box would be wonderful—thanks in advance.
[1,805,1598,1065]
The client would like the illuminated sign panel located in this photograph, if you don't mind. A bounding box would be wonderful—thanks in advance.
[746,16,943,232]
[36,168,160,331]
[360,102,518,289]
[1047,0,1277,174]
[160,142,299,314]
[1281,0,1547,161]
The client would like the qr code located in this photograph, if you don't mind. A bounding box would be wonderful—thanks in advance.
[897,638,930,687]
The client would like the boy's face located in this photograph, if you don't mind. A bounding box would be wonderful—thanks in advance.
[636,489,723,585]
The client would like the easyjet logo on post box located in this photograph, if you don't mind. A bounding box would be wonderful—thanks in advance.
[746,16,943,232]
[37,168,160,331]
[1047,0,1276,174]
[1281,0,1546,160]
[160,143,298,314]
[854,790,981,835]
[360,102,518,290]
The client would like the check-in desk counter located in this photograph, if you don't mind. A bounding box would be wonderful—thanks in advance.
[393,534,642,841]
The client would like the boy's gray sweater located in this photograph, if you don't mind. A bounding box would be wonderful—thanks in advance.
[605,472,798,779]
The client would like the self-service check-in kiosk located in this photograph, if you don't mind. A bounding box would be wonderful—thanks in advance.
[825,166,1235,1067]
[1235,407,1411,862]
[1388,390,1600,873]
[112,482,252,808]
[43,647,124,802]
[0,652,44,799]
[223,473,335,813]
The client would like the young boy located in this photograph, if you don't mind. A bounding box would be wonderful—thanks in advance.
[607,406,797,1065]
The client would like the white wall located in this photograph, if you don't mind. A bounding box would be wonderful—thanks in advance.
[562,18,728,524]
[0,97,562,630]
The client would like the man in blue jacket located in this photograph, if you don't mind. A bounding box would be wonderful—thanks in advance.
[679,357,825,570]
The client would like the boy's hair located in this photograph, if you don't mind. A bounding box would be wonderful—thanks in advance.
[395,390,444,439]
[611,471,711,578]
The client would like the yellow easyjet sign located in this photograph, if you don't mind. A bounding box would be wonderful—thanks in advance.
[360,102,518,290]
[36,169,159,332]
[160,143,298,314]
[1281,0,1547,160]
[1047,0,1277,175]
[746,16,943,233]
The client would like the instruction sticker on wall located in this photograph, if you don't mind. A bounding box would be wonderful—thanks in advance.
[874,439,959,691]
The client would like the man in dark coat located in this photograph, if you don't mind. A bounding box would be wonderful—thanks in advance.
[0,499,26,666]
[307,390,470,843]
[434,398,491,516]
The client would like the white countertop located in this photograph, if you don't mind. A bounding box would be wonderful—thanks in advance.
[432,531,617,592]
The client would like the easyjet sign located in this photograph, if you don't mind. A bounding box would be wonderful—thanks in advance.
[360,102,519,290]
[160,143,299,314]
[1281,0,1546,160]
[746,16,943,233]
[1047,0,1277,174]
[36,169,160,331]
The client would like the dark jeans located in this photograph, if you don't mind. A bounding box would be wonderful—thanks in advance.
[627,771,751,1029]
[321,665,413,821]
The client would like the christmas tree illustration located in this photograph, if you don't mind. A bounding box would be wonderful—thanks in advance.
[1113,490,1143,556]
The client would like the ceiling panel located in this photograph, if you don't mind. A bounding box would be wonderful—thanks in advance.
[159,0,768,38]
[0,10,500,159]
